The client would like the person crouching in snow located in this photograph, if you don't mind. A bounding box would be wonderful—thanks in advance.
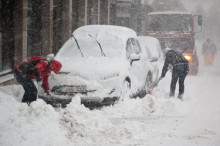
[13,54,62,105]
[160,48,189,100]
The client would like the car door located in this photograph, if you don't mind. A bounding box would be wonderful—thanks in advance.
[145,46,159,83]
[126,38,150,93]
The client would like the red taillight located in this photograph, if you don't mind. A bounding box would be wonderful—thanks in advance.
[184,55,192,62]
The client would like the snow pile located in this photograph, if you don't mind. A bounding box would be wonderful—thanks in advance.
[0,84,23,101]
[0,82,202,146]
[155,98,187,115]
[100,95,156,118]
[0,90,135,146]
[0,92,71,146]
[59,96,133,145]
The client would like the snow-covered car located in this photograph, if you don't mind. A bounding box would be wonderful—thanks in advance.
[138,36,162,83]
[40,25,157,107]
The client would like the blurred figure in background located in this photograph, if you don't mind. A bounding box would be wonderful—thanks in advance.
[202,38,217,65]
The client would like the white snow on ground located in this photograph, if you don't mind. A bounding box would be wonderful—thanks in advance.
[0,41,220,146]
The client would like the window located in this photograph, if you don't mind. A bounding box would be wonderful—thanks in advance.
[132,39,141,54]
[126,38,141,59]
[126,38,133,58]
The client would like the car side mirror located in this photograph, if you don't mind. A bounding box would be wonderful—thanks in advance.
[150,57,158,62]
[130,53,140,65]
[130,53,140,61]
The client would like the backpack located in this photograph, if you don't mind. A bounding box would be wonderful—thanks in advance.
[18,59,48,74]
[175,51,188,63]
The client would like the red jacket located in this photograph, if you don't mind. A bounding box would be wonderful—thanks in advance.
[13,56,62,91]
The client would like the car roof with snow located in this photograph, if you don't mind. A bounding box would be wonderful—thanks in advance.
[73,25,137,43]
[138,36,161,58]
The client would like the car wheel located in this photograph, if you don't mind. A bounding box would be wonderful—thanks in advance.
[119,79,131,102]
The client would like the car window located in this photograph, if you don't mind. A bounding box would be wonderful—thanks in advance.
[126,38,133,58]
[132,39,141,54]
[126,38,142,59]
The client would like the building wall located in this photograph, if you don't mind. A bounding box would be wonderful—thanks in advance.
[53,0,62,54]
[100,0,108,24]
[1,0,15,70]
[13,0,28,65]
[28,0,43,57]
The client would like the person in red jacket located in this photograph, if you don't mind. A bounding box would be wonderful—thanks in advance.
[13,54,62,105]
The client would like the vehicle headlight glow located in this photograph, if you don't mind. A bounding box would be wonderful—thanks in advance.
[184,55,192,62]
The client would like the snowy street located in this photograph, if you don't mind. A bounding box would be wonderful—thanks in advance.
[0,41,220,146]
[100,46,220,145]
[1,0,220,145]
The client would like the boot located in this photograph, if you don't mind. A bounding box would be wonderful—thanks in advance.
[169,91,175,97]
[178,94,183,100]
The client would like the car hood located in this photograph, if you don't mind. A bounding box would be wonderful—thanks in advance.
[57,57,128,80]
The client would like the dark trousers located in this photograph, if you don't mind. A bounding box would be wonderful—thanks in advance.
[170,64,188,95]
[14,71,38,104]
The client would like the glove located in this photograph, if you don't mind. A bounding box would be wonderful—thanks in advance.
[160,74,165,78]
[37,80,43,86]
[46,90,52,99]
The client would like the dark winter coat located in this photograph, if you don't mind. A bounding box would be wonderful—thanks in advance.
[161,50,189,77]
[13,56,62,91]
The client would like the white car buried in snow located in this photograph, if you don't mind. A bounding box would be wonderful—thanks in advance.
[41,25,157,107]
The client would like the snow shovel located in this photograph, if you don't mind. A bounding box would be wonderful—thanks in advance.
[147,46,189,94]
[147,77,163,94]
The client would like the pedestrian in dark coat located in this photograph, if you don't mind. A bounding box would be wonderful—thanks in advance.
[160,48,189,100]
[13,54,62,105]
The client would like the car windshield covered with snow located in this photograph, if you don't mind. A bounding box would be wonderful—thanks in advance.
[146,12,192,33]
[56,25,135,59]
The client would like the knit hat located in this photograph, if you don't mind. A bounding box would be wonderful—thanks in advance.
[46,53,54,62]
[164,48,172,55]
